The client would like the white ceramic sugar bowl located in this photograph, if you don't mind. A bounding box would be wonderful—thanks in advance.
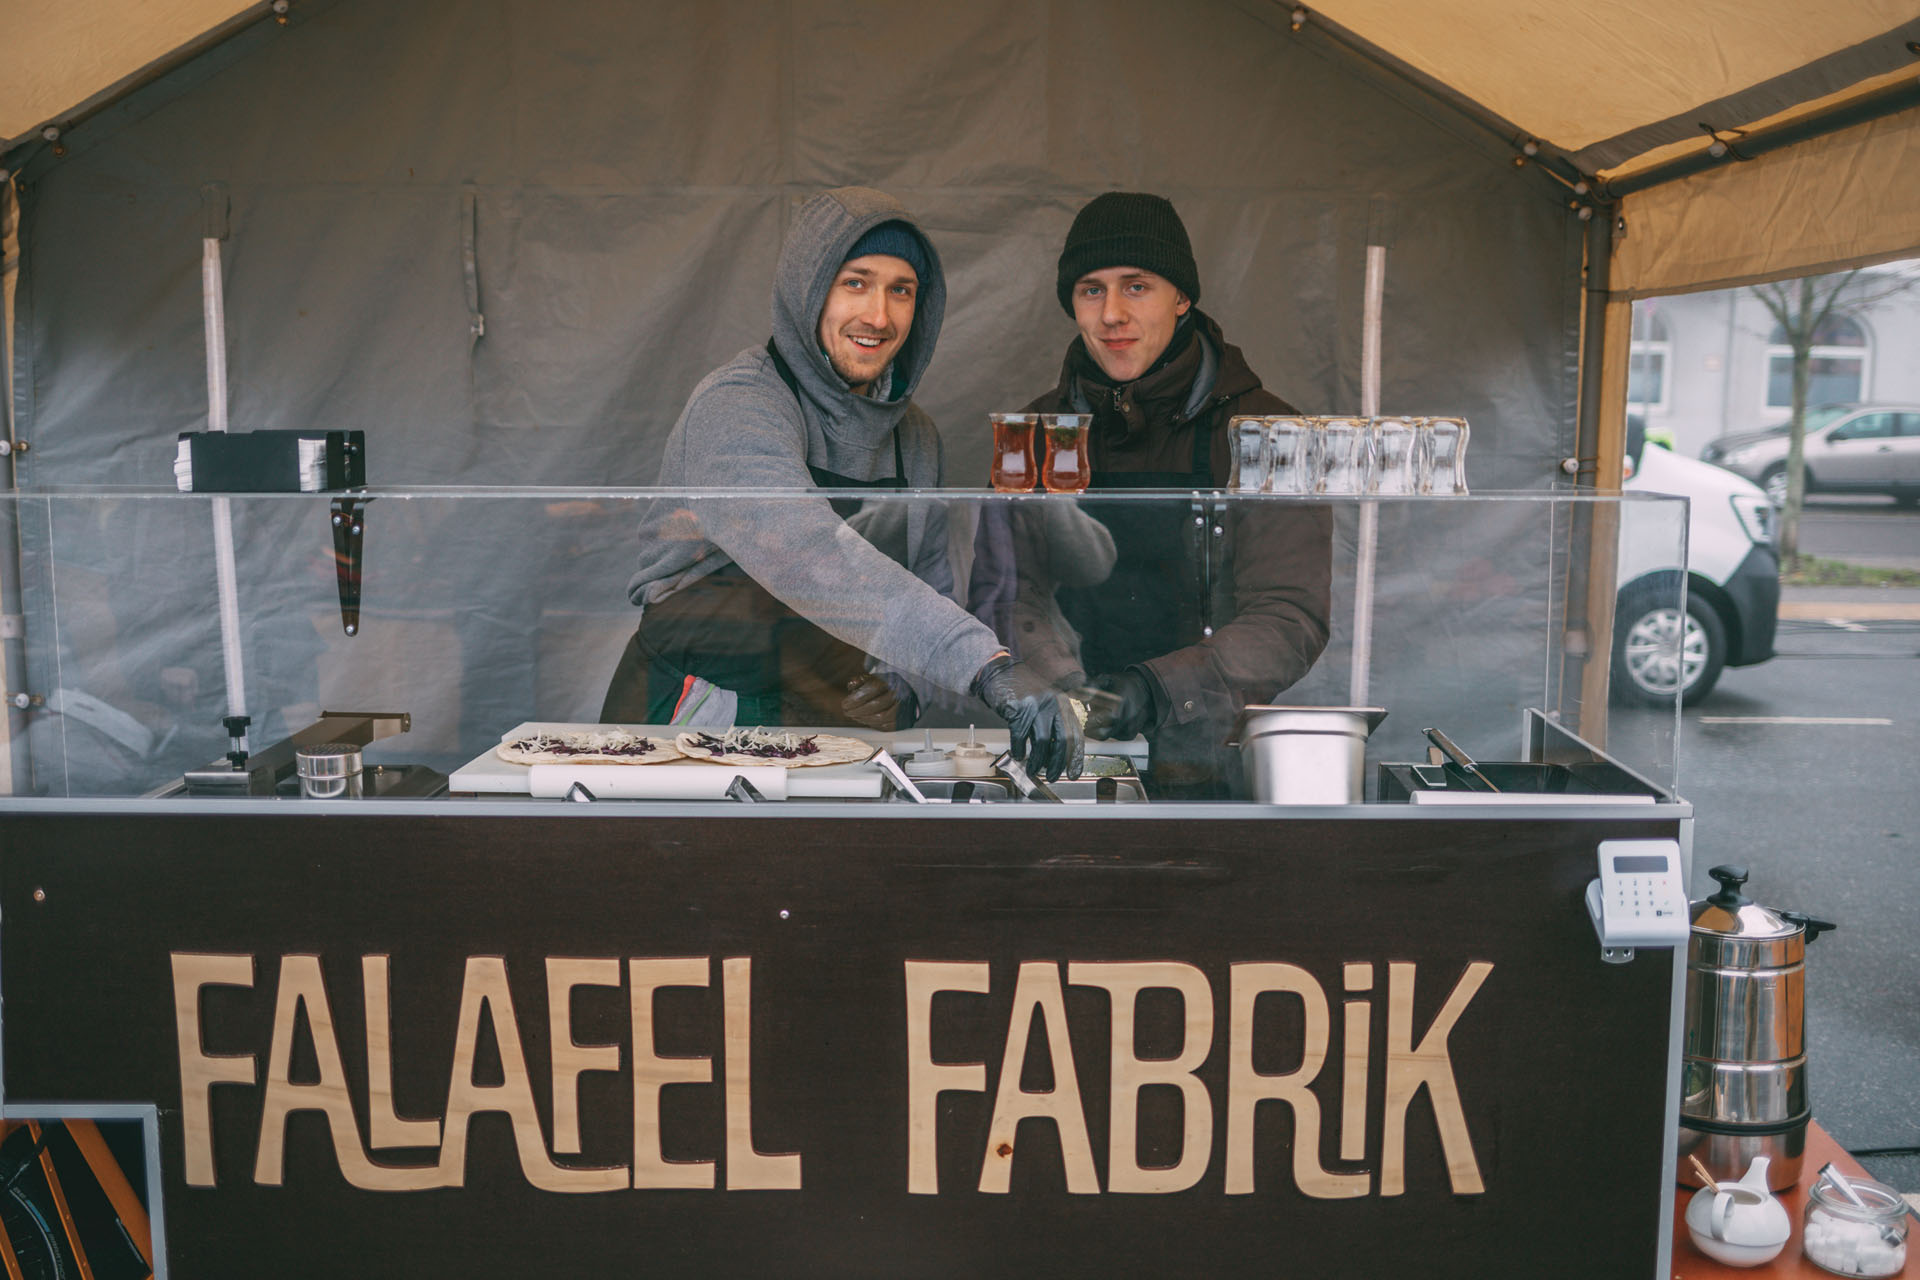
[1685,1156,1793,1267]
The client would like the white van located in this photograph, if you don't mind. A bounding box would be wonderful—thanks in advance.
[1615,416,1780,705]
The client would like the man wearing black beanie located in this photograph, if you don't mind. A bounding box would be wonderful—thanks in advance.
[1018,191,1333,798]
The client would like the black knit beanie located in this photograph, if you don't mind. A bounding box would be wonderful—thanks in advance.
[1055,192,1201,315]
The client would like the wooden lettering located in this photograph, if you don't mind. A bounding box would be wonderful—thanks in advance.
[903,961,989,1195]
[979,962,1098,1195]
[1068,962,1214,1194]
[438,957,626,1192]
[1379,961,1493,1197]
[546,957,623,1158]
[630,956,715,1189]
[1224,962,1366,1198]
[255,955,441,1190]
[721,957,801,1190]
[171,952,257,1188]
[362,955,440,1150]
[1340,962,1372,1163]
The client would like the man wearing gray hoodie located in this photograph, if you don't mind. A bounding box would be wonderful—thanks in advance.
[604,187,1080,779]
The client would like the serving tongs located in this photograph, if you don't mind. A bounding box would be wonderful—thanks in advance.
[1421,726,1502,793]
[869,749,929,804]
[993,750,1065,804]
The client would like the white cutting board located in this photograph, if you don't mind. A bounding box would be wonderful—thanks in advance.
[449,723,892,799]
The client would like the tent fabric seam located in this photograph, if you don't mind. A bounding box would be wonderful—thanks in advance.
[1569,16,1920,173]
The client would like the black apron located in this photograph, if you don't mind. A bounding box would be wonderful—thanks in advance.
[600,341,908,726]
[1055,417,1215,675]
[1055,417,1228,798]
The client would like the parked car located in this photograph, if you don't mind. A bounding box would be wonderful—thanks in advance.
[1701,404,1920,507]
[1616,416,1780,705]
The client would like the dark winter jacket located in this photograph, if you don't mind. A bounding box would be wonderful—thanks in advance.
[1022,311,1333,793]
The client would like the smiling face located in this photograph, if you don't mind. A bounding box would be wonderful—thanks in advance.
[1070,266,1192,384]
[816,253,919,395]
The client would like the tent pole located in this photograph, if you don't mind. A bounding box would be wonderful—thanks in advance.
[1600,77,1920,199]
[1559,208,1620,743]
[201,186,247,724]
[1349,238,1386,708]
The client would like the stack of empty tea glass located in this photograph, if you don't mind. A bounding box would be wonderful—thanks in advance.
[1230,415,1470,495]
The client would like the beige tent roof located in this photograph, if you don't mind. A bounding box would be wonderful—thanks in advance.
[4,0,1920,291]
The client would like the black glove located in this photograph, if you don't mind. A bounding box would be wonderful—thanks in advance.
[841,674,906,731]
[1084,669,1159,741]
[971,655,1083,782]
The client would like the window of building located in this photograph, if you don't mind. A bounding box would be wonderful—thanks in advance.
[1628,305,1670,413]
[1765,314,1868,409]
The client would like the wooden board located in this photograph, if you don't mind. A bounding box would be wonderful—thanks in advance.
[0,809,1686,1278]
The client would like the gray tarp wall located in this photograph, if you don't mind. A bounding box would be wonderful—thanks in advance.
[5,0,1597,791]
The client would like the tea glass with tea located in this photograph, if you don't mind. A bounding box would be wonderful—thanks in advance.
[1040,413,1093,493]
[989,412,1039,492]
[1316,417,1373,494]
[1265,417,1316,495]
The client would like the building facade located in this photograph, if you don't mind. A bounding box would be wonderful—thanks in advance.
[1629,260,1920,457]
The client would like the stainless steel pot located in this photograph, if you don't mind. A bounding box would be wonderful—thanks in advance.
[1678,865,1835,1190]
[1228,707,1387,804]
[295,742,365,799]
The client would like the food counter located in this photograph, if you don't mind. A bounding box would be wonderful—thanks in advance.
[0,487,1701,1277]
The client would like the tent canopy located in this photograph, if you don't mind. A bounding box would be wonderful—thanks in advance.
[8,0,1918,295]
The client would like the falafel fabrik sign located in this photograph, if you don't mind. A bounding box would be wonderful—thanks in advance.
[1,812,1680,1277]
[174,950,1490,1198]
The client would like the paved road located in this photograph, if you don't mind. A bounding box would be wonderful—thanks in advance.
[1793,495,1920,570]
[1683,577,1920,1194]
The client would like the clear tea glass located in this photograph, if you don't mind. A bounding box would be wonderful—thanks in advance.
[1371,417,1419,494]
[1317,417,1373,494]
[989,412,1039,492]
[1419,417,1470,494]
[1231,416,1270,493]
[1040,413,1092,493]
[1265,417,1315,495]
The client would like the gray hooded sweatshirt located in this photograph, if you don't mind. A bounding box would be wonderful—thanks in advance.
[626,187,1004,697]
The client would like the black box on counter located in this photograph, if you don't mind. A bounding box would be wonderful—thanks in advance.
[173,429,366,492]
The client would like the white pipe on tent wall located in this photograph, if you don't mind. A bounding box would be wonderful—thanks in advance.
[202,229,247,723]
[1349,241,1387,708]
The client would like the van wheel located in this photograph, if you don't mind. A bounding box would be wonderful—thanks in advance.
[1613,586,1727,707]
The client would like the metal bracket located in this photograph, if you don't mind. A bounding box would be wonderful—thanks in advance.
[1600,946,1636,965]
[329,496,369,636]
[725,774,768,803]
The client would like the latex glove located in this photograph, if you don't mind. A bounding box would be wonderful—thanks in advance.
[841,674,903,732]
[971,654,1083,782]
[1084,670,1157,741]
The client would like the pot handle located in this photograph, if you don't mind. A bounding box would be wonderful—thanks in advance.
[1781,911,1838,943]
[1712,1189,1738,1240]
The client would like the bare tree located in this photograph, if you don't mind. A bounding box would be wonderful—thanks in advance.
[1751,268,1918,569]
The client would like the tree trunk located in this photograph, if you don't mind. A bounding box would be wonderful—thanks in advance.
[1779,276,1813,571]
